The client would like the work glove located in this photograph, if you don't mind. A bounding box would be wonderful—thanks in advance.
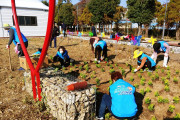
[134,69,138,73]
[6,45,10,49]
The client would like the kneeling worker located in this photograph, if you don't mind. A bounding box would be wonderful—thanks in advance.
[133,50,156,72]
[3,24,28,57]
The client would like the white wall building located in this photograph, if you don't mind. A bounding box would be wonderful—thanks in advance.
[0,0,49,37]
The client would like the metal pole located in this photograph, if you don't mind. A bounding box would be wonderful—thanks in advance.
[162,0,168,39]
[77,5,78,31]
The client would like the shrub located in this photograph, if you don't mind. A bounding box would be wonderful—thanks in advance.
[157,96,164,103]
[166,73,170,79]
[164,79,169,86]
[138,73,142,78]
[148,104,155,111]
[161,68,165,73]
[130,76,134,82]
[161,77,166,82]
[79,66,83,71]
[109,69,115,74]
[148,80,153,86]
[173,96,179,104]
[151,116,157,120]
[134,84,139,88]
[145,97,151,104]
[173,77,178,83]
[101,68,105,72]
[154,91,159,97]
[109,80,113,85]
[141,77,146,81]
[140,89,145,95]
[140,80,145,86]
[176,70,179,75]
[148,72,152,77]
[145,87,152,93]
[174,113,180,119]
[151,76,155,81]
[164,85,170,92]
[155,73,159,79]
[168,105,175,113]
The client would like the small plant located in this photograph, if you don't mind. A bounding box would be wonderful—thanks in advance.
[110,64,113,68]
[93,61,98,64]
[173,77,178,83]
[173,96,179,104]
[74,65,77,68]
[141,77,146,81]
[138,73,142,78]
[148,72,152,77]
[70,68,73,72]
[161,68,165,73]
[161,77,166,82]
[151,75,155,81]
[131,68,135,73]
[148,104,154,111]
[176,70,179,75]
[164,79,169,86]
[140,89,145,95]
[166,73,170,79]
[107,87,110,91]
[121,69,125,76]
[140,69,143,73]
[119,67,122,70]
[106,63,109,66]
[164,85,170,92]
[145,87,151,93]
[93,71,96,74]
[167,66,170,70]
[157,96,164,103]
[79,66,83,71]
[168,105,175,113]
[163,98,169,103]
[90,74,94,79]
[84,61,88,65]
[109,69,115,74]
[70,63,73,66]
[145,97,151,104]
[85,67,89,72]
[109,79,113,85]
[155,69,158,73]
[157,66,160,69]
[101,68,105,72]
[96,78,100,86]
[105,113,111,119]
[174,113,180,119]
[62,67,66,71]
[148,80,153,86]
[80,73,86,79]
[155,73,159,79]
[126,63,129,67]
[105,58,108,62]
[130,76,134,82]
[96,64,101,68]
[151,116,157,120]
[140,80,145,86]
[154,91,159,97]
[115,64,118,67]
[134,84,139,88]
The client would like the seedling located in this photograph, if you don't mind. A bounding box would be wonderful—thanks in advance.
[145,97,151,104]
[154,91,159,97]
[74,65,77,68]
[84,61,88,65]
[110,64,113,68]
[130,76,134,82]
[157,96,164,103]
[109,80,113,85]
[134,84,139,88]
[148,104,154,111]
[131,68,135,73]
[93,61,98,64]
[161,77,166,82]
[173,77,178,83]
[176,70,179,75]
[109,69,115,74]
[155,69,158,73]
[164,85,170,92]
[157,66,160,69]
[107,87,110,91]
[151,116,157,120]
[106,63,109,66]
[96,78,100,86]
[119,67,122,70]
[164,79,169,86]
[126,63,129,67]
[155,73,159,79]
[167,66,170,70]
[79,66,83,71]
[101,68,105,72]
[148,72,152,77]
[140,89,145,95]
[93,71,96,74]
[54,68,59,72]
[121,69,125,76]
[173,96,179,104]
[70,68,73,72]
[62,67,66,71]
[138,73,142,78]
[140,69,143,73]
[115,64,118,67]
[145,87,151,93]
[151,75,155,81]
[140,80,145,86]
[96,64,101,68]
[141,77,146,81]
[161,68,165,73]
[168,105,175,113]
[148,80,153,86]
[90,74,94,79]
[70,63,73,66]
[163,98,169,103]
[105,58,108,62]
[174,113,180,118]
[85,67,89,72]
[166,73,170,79]
[105,113,111,119]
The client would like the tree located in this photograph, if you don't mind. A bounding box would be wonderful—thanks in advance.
[78,6,93,25]
[127,0,156,36]
[42,1,49,6]
[168,0,180,40]
[113,6,124,32]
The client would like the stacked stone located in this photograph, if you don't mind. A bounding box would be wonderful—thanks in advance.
[24,67,96,120]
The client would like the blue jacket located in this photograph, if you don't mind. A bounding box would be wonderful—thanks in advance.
[138,53,156,67]
[10,27,28,46]
[110,79,138,117]
[95,40,107,50]
[158,41,169,52]
[56,50,69,60]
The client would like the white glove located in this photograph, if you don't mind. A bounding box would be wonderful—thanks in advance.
[164,53,168,57]
[134,69,138,73]
[6,45,10,49]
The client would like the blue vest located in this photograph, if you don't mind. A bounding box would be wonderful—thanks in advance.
[138,53,156,67]
[95,40,107,50]
[10,27,28,46]
[56,50,69,60]
[158,41,169,52]
[110,79,138,117]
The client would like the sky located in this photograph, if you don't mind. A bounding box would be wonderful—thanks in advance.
[71,0,169,7]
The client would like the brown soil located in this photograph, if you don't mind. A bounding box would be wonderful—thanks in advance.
[0,37,180,120]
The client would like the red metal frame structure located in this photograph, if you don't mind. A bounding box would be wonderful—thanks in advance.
[11,0,55,101]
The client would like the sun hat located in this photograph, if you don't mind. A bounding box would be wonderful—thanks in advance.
[3,23,12,28]
[133,50,143,58]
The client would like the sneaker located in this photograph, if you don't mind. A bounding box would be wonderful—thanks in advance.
[98,60,100,64]
[163,64,168,67]
[96,116,104,120]
[94,58,97,61]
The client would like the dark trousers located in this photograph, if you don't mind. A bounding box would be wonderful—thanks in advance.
[49,37,57,48]
[99,94,136,120]
[53,56,70,67]
[18,41,28,57]
[137,61,155,70]
[64,31,67,37]
[95,45,107,60]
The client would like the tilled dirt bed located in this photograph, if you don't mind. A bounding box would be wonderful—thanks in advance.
[0,37,180,120]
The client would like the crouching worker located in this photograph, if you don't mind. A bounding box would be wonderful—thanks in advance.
[133,50,156,73]
[97,71,138,119]
[3,24,28,57]
[92,37,107,63]
[53,46,74,67]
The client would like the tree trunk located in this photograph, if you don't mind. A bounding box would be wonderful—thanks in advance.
[176,23,180,40]
[145,24,149,37]
[99,23,101,33]
[138,23,142,36]
[111,23,112,33]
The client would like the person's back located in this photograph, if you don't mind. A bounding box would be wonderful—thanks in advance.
[110,79,138,117]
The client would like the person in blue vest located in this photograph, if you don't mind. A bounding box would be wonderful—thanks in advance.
[4,24,28,57]
[97,71,138,120]
[133,50,156,72]
[53,46,74,67]
[92,37,107,63]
